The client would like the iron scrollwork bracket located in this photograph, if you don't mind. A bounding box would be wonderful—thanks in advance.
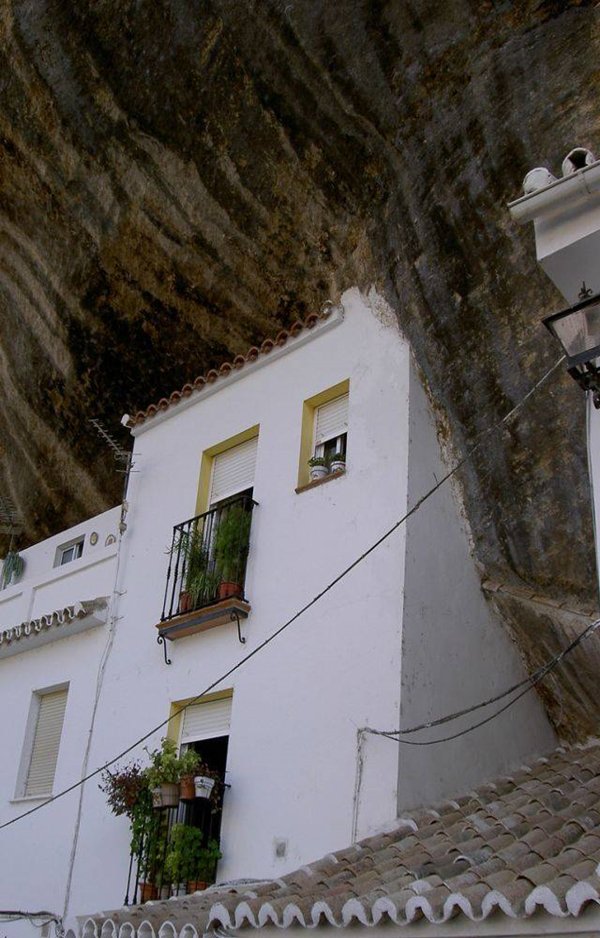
[157,633,172,665]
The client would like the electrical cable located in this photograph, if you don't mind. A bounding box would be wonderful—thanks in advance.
[0,354,566,834]
[370,617,600,746]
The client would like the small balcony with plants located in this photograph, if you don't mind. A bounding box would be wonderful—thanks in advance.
[157,492,256,648]
[101,739,225,904]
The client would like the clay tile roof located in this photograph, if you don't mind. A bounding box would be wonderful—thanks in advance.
[128,306,333,428]
[82,740,600,936]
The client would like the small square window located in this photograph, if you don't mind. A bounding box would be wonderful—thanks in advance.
[55,538,84,567]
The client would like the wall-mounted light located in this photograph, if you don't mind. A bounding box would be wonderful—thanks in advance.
[543,288,600,407]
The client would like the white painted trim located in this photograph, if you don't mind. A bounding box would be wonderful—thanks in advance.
[223,904,600,938]
[508,161,600,223]
[130,306,345,437]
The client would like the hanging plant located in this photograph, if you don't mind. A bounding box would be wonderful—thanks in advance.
[1,550,24,590]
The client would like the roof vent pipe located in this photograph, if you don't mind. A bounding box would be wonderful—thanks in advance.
[522,167,557,194]
[562,147,596,176]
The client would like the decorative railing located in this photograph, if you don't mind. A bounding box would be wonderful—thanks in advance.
[161,493,256,622]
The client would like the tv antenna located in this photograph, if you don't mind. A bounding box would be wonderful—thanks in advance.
[89,419,132,474]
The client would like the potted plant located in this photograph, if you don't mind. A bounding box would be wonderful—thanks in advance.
[329,451,346,474]
[145,738,184,808]
[172,529,219,613]
[179,748,202,801]
[0,549,24,590]
[164,824,207,894]
[308,455,328,481]
[99,760,160,902]
[188,838,222,892]
[214,505,252,600]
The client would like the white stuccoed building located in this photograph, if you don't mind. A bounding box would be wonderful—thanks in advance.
[0,287,554,935]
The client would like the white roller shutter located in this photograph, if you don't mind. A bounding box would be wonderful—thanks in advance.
[181,697,232,744]
[25,689,68,797]
[210,438,258,504]
[315,393,349,445]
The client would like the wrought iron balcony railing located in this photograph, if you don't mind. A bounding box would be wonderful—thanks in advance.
[161,493,256,623]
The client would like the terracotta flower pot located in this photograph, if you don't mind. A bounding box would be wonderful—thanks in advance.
[139,882,158,903]
[218,581,242,600]
[180,774,196,800]
[187,880,208,894]
[179,590,192,613]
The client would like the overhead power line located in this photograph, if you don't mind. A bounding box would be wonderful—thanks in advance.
[0,355,567,834]
[365,616,600,746]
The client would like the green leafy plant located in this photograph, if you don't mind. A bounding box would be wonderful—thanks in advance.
[172,529,218,606]
[164,824,205,884]
[214,505,252,583]
[1,550,24,589]
[328,451,346,465]
[308,455,328,468]
[196,838,222,882]
[145,737,189,787]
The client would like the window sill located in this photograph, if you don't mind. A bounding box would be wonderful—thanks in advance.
[10,794,52,804]
[157,596,251,641]
[295,468,346,494]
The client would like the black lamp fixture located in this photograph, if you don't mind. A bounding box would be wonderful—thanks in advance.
[543,284,600,408]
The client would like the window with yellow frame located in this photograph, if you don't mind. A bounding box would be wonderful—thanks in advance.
[298,379,349,487]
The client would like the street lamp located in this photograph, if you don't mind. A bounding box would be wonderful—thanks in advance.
[543,289,600,407]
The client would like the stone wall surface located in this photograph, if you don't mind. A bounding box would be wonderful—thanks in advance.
[0,0,598,734]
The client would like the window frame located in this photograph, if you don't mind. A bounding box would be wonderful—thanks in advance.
[297,379,349,488]
[15,683,69,800]
[54,536,84,568]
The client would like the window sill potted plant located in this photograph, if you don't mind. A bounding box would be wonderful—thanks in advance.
[146,738,186,808]
[187,838,222,893]
[214,504,251,600]
[308,455,328,481]
[329,452,346,474]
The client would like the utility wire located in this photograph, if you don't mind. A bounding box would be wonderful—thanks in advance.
[0,355,566,833]
[371,617,600,746]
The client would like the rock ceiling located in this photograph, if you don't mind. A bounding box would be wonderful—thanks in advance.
[0,0,598,737]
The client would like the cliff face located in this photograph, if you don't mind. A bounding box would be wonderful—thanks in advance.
[1,0,598,735]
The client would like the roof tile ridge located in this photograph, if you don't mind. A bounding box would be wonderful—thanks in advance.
[129,304,335,428]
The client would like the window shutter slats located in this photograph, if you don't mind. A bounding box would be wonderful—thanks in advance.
[25,689,68,797]
[181,698,232,744]
[210,438,258,504]
[315,394,349,444]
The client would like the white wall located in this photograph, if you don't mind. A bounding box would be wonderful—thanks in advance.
[0,508,120,930]
[397,362,555,809]
[66,288,410,916]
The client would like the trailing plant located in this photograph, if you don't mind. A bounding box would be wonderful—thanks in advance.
[1,550,24,590]
[214,505,251,583]
[99,760,156,859]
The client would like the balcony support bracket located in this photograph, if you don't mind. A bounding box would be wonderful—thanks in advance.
[157,633,172,665]
[231,609,246,644]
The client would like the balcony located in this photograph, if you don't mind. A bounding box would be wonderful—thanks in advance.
[157,493,256,644]
[125,792,223,904]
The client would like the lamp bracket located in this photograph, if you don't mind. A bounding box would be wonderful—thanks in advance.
[567,362,600,408]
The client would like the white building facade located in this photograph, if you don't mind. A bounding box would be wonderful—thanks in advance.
[0,288,553,934]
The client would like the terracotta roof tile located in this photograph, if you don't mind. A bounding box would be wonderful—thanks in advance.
[82,740,600,936]
[127,307,334,428]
